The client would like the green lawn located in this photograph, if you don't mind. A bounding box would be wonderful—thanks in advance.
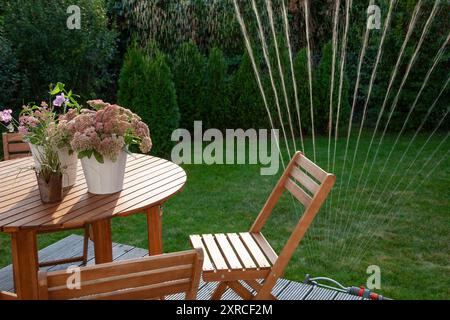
[0,133,448,299]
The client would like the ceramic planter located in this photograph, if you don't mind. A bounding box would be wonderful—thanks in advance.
[80,151,127,195]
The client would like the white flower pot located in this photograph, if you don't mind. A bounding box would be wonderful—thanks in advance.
[80,151,127,195]
[29,143,44,171]
[29,143,78,188]
[57,148,78,188]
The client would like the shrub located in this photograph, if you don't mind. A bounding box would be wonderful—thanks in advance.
[147,51,180,156]
[118,44,179,156]
[202,47,231,130]
[230,52,269,129]
[1,0,117,106]
[172,42,206,131]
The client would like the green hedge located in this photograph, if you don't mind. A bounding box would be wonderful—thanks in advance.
[203,47,231,130]
[172,42,206,131]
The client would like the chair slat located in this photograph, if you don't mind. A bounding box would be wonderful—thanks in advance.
[189,235,214,271]
[214,234,243,270]
[79,279,191,300]
[201,234,229,270]
[47,250,197,286]
[285,179,312,207]
[251,233,278,265]
[296,155,327,182]
[226,233,257,269]
[48,265,193,300]
[290,167,320,194]
[239,233,271,268]
[8,143,30,154]
[4,133,24,143]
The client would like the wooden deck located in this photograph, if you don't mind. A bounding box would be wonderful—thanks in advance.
[0,235,361,300]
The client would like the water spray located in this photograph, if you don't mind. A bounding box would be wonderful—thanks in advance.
[303,274,391,300]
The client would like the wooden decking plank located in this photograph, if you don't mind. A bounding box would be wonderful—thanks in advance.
[304,286,338,300]
[277,281,313,300]
[271,278,291,297]
[334,292,361,300]
[197,282,219,300]
[222,287,243,300]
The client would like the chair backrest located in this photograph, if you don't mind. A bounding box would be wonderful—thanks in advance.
[38,249,204,300]
[2,132,30,160]
[250,151,335,274]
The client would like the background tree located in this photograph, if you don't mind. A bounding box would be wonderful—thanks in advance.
[172,42,206,131]
[1,0,117,107]
[202,47,231,130]
[230,52,268,129]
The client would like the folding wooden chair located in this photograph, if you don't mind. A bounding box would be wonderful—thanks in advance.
[2,132,90,267]
[38,248,203,300]
[189,151,335,300]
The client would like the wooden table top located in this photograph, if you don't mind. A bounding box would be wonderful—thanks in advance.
[0,154,186,233]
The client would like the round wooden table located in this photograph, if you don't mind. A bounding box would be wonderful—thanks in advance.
[0,153,186,299]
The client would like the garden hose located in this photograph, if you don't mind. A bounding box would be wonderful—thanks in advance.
[303,274,391,300]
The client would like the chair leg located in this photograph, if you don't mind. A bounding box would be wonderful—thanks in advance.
[245,280,277,300]
[81,224,90,265]
[211,282,228,300]
[254,276,278,300]
[227,281,253,300]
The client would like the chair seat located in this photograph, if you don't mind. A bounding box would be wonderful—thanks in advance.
[189,232,278,282]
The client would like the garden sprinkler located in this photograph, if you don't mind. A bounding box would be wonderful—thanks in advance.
[303,274,391,300]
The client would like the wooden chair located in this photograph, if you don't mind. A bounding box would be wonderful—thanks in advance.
[2,132,90,268]
[38,249,204,300]
[189,151,335,300]
[2,132,31,160]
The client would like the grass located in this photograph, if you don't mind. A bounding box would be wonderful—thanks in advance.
[0,132,448,299]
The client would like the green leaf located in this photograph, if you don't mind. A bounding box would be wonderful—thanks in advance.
[50,86,61,95]
[93,151,104,164]
[78,150,93,159]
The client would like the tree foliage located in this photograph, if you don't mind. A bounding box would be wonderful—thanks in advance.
[1,0,117,106]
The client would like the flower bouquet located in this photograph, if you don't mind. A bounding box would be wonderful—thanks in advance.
[0,83,81,188]
[68,100,151,194]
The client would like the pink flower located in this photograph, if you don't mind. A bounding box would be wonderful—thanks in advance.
[0,109,13,123]
[87,99,109,109]
[70,101,152,161]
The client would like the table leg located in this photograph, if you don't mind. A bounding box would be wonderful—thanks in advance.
[147,205,163,255]
[91,218,113,264]
[11,230,39,299]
